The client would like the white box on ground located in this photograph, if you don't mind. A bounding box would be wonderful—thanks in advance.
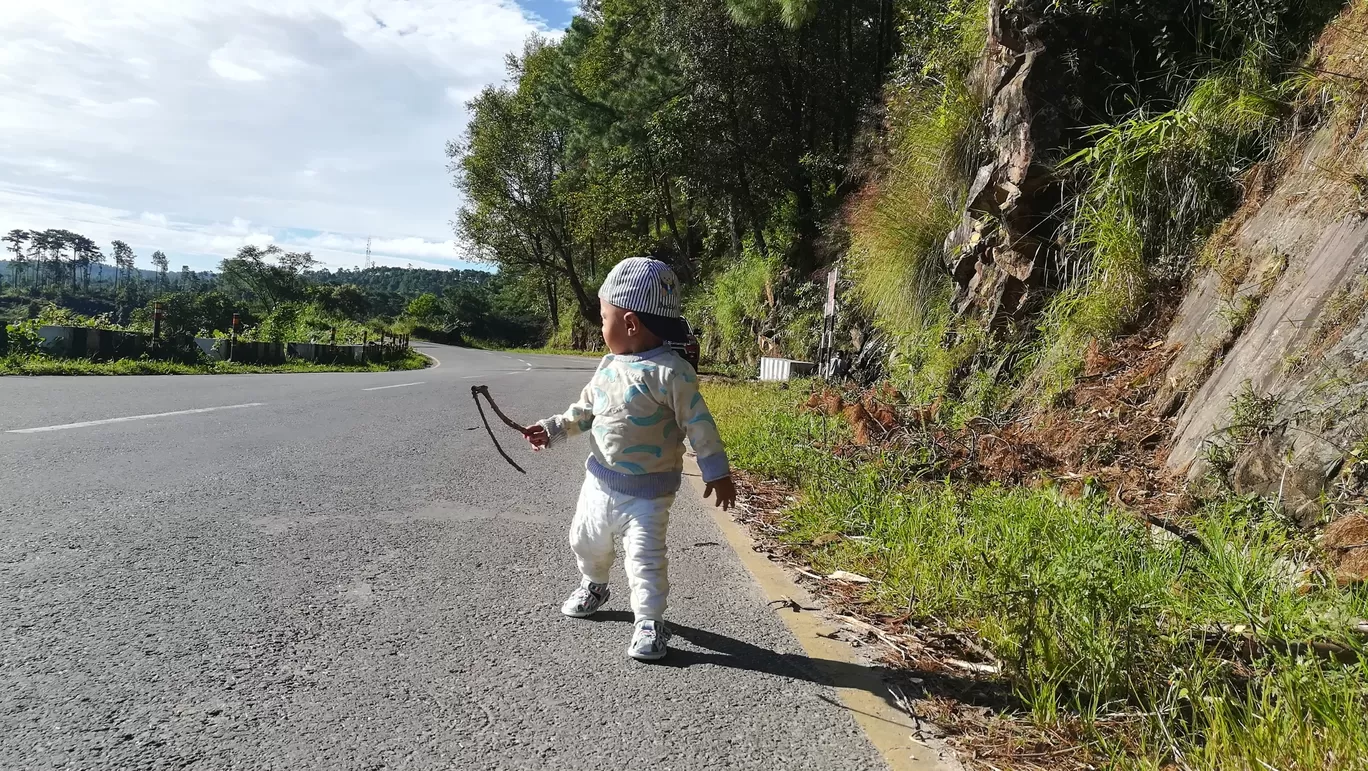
[759,357,815,381]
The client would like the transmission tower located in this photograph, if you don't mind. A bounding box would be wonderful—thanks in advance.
[365,236,374,270]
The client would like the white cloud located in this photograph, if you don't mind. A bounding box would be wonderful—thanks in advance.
[0,182,470,272]
[0,0,562,272]
[208,37,305,81]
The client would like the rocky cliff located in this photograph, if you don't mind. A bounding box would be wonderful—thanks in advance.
[1158,3,1368,527]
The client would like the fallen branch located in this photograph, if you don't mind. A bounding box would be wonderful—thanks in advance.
[471,385,531,474]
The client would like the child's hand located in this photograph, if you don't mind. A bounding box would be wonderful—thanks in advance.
[704,476,737,511]
[525,425,549,450]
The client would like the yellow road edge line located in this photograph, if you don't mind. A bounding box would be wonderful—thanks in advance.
[683,458,949,771]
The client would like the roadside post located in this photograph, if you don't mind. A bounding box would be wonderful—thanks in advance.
[152,302,164,348]
[229,313,240,362]
[818,267,838,379]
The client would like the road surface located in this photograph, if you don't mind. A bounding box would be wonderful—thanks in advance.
[0,344,887,770]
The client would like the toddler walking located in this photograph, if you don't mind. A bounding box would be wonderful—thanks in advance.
[525,257,736,661]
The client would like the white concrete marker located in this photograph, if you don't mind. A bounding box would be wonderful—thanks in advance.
[362,381,425,391]
[7,402,266,434]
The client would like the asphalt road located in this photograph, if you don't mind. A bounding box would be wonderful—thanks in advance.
[0,344,887,770]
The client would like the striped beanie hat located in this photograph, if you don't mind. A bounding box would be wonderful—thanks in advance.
[597,257,689,342]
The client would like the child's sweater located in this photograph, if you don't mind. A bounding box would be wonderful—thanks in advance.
[536,345,730,499]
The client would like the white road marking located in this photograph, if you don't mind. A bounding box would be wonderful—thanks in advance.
[7,403,266,434]
[417,350,442,369]
[362,381,425,391]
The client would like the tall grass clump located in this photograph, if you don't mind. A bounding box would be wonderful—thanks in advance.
[845,0,983,342]
[704,379,833,482]
[686,249,776,366]
[845,88,971,337]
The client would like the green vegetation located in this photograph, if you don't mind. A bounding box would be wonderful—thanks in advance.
[499,346,604,359]
[452,0,894,357]
[834,0,1349,406]
[0,351,429,377]
[2,226,549,365]
[844,1,978,344]
[1034,61,1292,399]
[705,380,1368,769]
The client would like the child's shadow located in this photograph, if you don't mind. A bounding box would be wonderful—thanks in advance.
[583,610,936,721]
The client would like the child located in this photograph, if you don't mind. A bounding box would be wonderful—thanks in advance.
[526,257,736,661]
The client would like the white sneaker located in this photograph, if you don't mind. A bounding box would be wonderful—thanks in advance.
[627,619,670,661]
[561,581,610,618]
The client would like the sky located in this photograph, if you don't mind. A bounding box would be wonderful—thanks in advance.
[0,0,577,274]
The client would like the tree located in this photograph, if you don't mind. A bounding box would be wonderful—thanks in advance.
[406,292,441,321]
[62,233,99,291]
[724,0,818,27]
[83,240,105,290]
[452,43,601,328]
[111,240,134,292]
[3,229,28,289]
[219,244,317,311]
[180,265,192,289]
[151,250,170,287]
[319,283,371,319]
[57,229,82,290]
[29,229,69,289]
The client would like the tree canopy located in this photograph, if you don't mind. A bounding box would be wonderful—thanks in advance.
[450,0,894,347]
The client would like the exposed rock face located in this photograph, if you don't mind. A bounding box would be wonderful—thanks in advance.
[942,0,1056,330]
[1160,2,1368,521]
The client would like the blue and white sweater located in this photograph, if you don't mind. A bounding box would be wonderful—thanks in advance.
[536,346,730,499]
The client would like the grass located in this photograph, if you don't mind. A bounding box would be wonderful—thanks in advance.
[685,248,775,366]
[499,345,604,359]
[845,82,971,343]
[704,379,1368,769]
[0,351,429,376]
[1029,57,1293,401]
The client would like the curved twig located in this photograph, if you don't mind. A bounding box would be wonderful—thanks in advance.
[471,385,527,474]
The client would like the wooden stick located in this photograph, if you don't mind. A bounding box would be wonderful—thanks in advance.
[471,386,526,474]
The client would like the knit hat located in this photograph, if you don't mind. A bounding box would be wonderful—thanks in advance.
[597,257,690,343]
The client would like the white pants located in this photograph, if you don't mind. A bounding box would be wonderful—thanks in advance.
[569,475,674,621]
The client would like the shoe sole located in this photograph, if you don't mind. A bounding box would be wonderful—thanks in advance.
[627,647,667,661]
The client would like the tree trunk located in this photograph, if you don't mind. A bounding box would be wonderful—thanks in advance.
[544,275,559,328]
[658,175,689,260]
[562,257,600,328]
[790,164,819,276]
[727,199,743,259]
[721,44,768,259]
